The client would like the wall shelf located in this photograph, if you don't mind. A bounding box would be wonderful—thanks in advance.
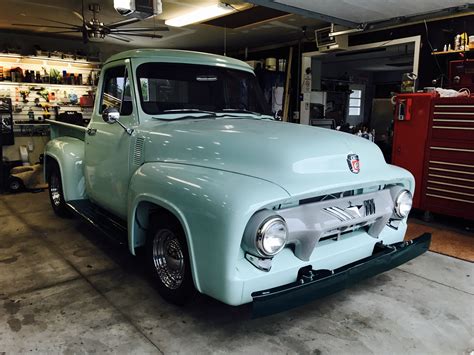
[0,81,94,89]
[431,50,472,56]
[0,53,100,67]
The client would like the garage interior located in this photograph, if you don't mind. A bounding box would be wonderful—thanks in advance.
[0,0,473,353]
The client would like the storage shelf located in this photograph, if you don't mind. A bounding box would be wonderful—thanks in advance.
[0,81,94,89]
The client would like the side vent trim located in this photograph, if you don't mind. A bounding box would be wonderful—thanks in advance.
[133,137,145,166]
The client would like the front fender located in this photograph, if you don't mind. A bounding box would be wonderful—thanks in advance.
[127,162,290,302]
[45,137,86,201]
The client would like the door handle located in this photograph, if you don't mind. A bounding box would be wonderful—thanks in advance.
[87,128,97,136]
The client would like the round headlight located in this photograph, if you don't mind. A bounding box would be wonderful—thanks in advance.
[256,217,288,256]
[395,190,413,218]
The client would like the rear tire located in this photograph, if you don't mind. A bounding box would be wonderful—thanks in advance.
[145,213,195,305]
[8,177,24,193]
[47,162,71,218]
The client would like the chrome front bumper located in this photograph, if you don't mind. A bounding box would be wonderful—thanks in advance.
[252,233,431,317]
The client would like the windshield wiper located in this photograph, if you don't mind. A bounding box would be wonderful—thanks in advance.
[161,109,217,115]
[219,109,273,120]
[153,114,217,121]
[153,109,218,121]
[220,108,262,115]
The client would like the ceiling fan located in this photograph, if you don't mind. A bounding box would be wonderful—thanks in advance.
[12,1,169,43]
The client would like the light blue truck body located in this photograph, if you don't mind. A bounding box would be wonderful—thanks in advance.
[45,49,417,306]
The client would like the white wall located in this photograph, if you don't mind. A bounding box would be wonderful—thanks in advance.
[3,136,48,164]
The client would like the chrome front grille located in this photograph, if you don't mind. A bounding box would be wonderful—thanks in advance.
[299,185,383,206]
[279,188,394,261]
[319,220,372,242]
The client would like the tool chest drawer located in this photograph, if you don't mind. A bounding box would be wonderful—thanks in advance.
[422,98,474,219]
[426,155,474,185]
[424,148,474,215]
[431,101,474,141]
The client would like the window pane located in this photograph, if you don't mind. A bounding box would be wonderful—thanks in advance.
[349,98,361,107]
[349,107,360,116]
[350,89,362,99]
[121,75,132,116]
[100,66,133,116]
[136,63,270,115]
[103,77,123,111]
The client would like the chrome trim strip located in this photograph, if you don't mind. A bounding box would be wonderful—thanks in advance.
[433,119,474,123]
[333,206,354,220]
[429,160,474,168]
[434,112,474,116]
[364,199,376,215]
[428,179,474,190]
[364,200,370,215]
[429,167,474,175]
[427,186,474,197]
[432,126,474,130]
[323,207,347,221]
[324,207,352,221]
[430,146,474,153]
[426,193,474,204]
[428,173,474,183]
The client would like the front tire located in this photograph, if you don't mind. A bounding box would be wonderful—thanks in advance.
[146,213,195,305]
[47,162,71,218]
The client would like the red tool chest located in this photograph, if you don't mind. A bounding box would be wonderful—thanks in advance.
[392,93,437,208]
[392,94,474,220]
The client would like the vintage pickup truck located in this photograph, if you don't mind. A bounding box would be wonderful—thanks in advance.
[45,49,430,316]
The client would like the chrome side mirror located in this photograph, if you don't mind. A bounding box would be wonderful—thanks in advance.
[102,107,120,124]
[101,106,133,135]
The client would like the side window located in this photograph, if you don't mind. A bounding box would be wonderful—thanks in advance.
[100,65,133,116]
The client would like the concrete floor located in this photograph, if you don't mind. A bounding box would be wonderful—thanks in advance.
[1,191,473,354]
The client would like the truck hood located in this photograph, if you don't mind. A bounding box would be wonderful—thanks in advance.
[142,118,410,197]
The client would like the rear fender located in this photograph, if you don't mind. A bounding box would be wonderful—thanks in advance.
[45,137,86,201]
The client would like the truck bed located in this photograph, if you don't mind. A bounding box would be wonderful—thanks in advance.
[46,119,86,141]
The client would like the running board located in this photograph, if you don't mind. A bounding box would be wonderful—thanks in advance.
[67,200,127,245]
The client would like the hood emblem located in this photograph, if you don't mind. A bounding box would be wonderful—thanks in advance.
[347,154,360,174]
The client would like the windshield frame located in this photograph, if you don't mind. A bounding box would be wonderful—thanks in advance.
[134,61,271,120]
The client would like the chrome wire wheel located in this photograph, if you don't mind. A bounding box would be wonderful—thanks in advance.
[152,229,185,290]
[49,173,62,207]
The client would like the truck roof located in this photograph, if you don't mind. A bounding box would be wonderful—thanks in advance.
[106,49,253,73]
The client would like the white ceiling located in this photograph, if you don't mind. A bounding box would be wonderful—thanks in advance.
[0,0,326,52]
[271,0,471,24]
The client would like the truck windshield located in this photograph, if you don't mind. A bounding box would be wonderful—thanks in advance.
[136,63,271,117]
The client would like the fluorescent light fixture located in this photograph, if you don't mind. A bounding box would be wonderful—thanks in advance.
[165,3,234,27]
[329,28,364,37]
[114,0,135,16]
[114,0,163,18]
